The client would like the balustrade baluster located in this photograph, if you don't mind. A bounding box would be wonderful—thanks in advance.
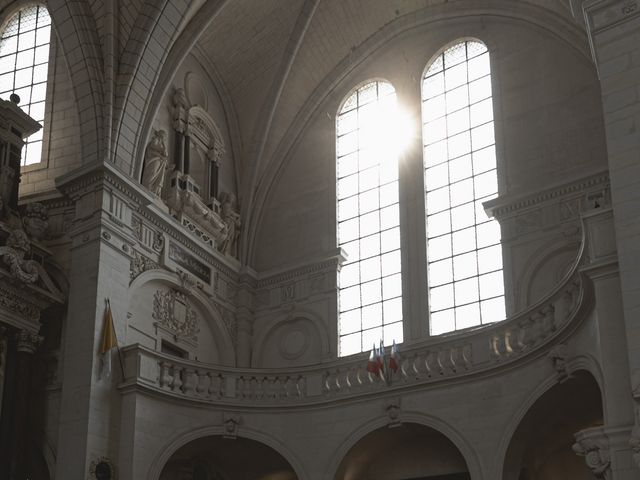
[171,365,183,392]
[159,361,172,389]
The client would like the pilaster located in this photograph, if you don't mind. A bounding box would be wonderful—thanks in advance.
[53,162,153,478]
[580,0,640,458]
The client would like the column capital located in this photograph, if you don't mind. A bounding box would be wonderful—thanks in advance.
[16,329,43,354]
[573,426,612,479]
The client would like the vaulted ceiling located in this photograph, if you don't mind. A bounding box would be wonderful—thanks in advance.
[191,0,578,191]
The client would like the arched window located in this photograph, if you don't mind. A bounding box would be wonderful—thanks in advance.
[337,80,403,356]
[422,40,505,335]
[0,5,51,166]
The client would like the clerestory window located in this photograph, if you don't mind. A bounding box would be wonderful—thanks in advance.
[422,40,505,335]
[0,5,51,166]
[336,80,405,356]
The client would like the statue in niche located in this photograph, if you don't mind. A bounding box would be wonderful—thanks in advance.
[218,193,240,258]
[141,129,169,196]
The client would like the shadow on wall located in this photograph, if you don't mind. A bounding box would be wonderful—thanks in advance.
[335,422,470,480]
[159,435,297,480]
[502,370,603,480]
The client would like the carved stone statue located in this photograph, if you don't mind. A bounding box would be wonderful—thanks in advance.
[0,228,39,283]
[218,193,241,258]
[141,130,169,196]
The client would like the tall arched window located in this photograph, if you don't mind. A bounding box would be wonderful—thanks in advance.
[0,5,51,166]
[337,80,403,356]
[422,40,505,335]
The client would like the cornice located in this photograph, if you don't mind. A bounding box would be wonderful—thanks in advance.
[484,170,609,220]
[256,251,343,289]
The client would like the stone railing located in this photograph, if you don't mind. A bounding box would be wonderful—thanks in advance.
[119,209,614,407]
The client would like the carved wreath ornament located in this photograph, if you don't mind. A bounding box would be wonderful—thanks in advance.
[152,289,199,340]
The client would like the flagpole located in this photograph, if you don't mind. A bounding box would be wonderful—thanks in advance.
[107,298,126,381]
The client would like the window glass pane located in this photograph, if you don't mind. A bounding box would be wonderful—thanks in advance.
[427,234,452,262]
[1,5,51,166]
[447,108,470,136]
[362,303,383,329]
[361,280,382,306]
[423,40,504,334]
[455,277,479,304]
[431,309,455,335]
[422,72,444,99]
[430,284,454,311]
[339,309,361,335]
[382,273,402,300]
[426,186,450,215]
[453,251,478,280]
[340,333,362,357]
[360,233,380,259]
[429,258,453,286]
[380,227,400,253]
[340,263,360,288]
[383,298,403,323]
[381,250,401,276]
[470,98,493,127]
[481,296,505,323]
[383,321,403,346]
[455,303,481,329]
[337,80,405,355]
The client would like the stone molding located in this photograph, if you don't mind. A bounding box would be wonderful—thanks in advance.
[573,426,611,479]
[582,0,639,34]
[484,170,609,221]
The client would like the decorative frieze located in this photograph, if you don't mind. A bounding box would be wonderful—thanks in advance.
[168,242,211,284]
[129,251,161,282]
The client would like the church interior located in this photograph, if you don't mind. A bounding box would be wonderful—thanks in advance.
[0,0,639,479]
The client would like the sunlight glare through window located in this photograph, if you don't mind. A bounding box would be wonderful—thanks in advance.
[337,81,405,357]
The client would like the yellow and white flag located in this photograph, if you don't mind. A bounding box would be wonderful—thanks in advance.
[99,299,118,380]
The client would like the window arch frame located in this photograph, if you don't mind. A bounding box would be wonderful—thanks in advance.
[0,2,55,170]
[420,37,507,336]
[335,78,405,357]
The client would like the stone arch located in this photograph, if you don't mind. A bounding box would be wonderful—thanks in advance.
[128,269,235,365]
[148,424,308,480]
[498,368,604,480]
[327,412,483,480]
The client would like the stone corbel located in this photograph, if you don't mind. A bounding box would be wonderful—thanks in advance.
[573,426,611,479]
[385,398,402,428]
[547,343,571,383]
[223,413,241,439]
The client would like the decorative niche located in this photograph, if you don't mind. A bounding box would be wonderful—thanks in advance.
[140,86,241,258]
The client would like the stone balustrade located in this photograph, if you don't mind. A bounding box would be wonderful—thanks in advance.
[119,209,613,407]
